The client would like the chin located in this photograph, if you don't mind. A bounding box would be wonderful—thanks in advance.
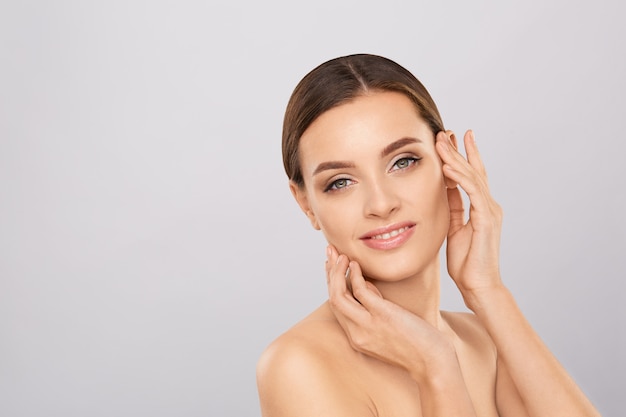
[359,258,430,283]
[353,241,443,283]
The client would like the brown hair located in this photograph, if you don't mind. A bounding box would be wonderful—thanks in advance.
[282,53,445,187]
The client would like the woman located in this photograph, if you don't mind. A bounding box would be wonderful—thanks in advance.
[256,54,600,416]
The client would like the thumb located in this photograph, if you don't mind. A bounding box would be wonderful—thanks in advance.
[365,280,383,298]
[447,186,465,235]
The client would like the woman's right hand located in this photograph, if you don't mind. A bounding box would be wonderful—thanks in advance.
[326,245,478,416]
[325,245,457,383]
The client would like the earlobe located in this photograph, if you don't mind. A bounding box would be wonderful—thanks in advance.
[309,213,320,230]
[289,181,321,230]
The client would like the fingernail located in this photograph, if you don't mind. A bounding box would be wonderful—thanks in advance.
[336,254,343,265]
[326,246,331,259]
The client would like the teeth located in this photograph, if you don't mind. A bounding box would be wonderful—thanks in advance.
[372,226,409,240]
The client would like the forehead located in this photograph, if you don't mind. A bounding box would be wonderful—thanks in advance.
[298,91,434,174]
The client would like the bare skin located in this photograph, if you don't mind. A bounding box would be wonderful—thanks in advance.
[257,92,600,417]
[258,303,498,416]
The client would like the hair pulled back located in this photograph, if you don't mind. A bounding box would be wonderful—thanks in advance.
[282,54,445,187]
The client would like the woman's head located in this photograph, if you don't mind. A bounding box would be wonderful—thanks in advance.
[283,55,452,282]
[282,54,445,188]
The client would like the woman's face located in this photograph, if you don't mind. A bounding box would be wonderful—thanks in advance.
[291,91,450,282]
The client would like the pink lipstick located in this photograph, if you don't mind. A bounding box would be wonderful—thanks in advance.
[359,222,416,250]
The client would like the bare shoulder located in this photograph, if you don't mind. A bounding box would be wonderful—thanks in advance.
[256,310,339,384]
[256,303,374,417]
[257,303,343,377]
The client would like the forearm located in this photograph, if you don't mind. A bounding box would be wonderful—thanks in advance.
[464,284,600,417]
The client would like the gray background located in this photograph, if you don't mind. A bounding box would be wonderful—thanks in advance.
[1,0,624,416]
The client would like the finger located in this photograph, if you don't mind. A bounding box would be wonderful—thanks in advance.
[443,161,502,240]
[437,134,493,214]
[437,131,475,179]
[365,280,383,298]
[325,244,338,282]
[326,246,346,294]
[327,252,369,320]
[437,131,459,189]
[437,136,482,193]
[347,261,385,310]
[464,130,488,182]
[328,245,354,294]
[442,163,493,217]
[437,132,480,181]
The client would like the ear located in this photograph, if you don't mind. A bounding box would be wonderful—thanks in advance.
[444,130,459,189]
[289,181,321,230]
[445,130,459,151]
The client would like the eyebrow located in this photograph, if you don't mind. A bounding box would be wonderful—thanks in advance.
[312,160,356,176]
[312,137,423,176]
[380,137,422,158]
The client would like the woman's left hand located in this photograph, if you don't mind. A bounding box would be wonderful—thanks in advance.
[436,130,504,298]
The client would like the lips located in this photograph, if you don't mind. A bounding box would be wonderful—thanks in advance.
[359,222,416,250]
[369,226,411,240]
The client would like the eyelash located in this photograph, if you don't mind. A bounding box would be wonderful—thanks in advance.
[324,178,354,192]
[391,156,422,172]
[323,156,423,193]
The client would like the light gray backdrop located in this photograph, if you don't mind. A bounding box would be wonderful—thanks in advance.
[1,1,624,416]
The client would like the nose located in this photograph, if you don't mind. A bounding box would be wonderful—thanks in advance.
[363,180,400,219]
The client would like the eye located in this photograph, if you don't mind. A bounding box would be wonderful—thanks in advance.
[390,156,421,172]
[324,178,354,192]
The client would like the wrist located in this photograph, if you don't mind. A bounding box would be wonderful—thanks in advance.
[407,342,460,385]
[460,282,510,314]
[410,351,477,416]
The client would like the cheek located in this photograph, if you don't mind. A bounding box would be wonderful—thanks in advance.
[436,190,451,229]
[313,201,360,257]
[434,187,451,237]
[313,202,348,239]
[421,170,451,229]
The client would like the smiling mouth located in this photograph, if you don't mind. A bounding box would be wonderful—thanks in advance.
[368,226,412,240]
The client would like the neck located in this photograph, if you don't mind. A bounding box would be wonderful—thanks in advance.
[369,257,442,328]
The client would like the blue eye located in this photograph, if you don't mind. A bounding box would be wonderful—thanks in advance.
[325,178,353,192]
[391,157,421,171]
